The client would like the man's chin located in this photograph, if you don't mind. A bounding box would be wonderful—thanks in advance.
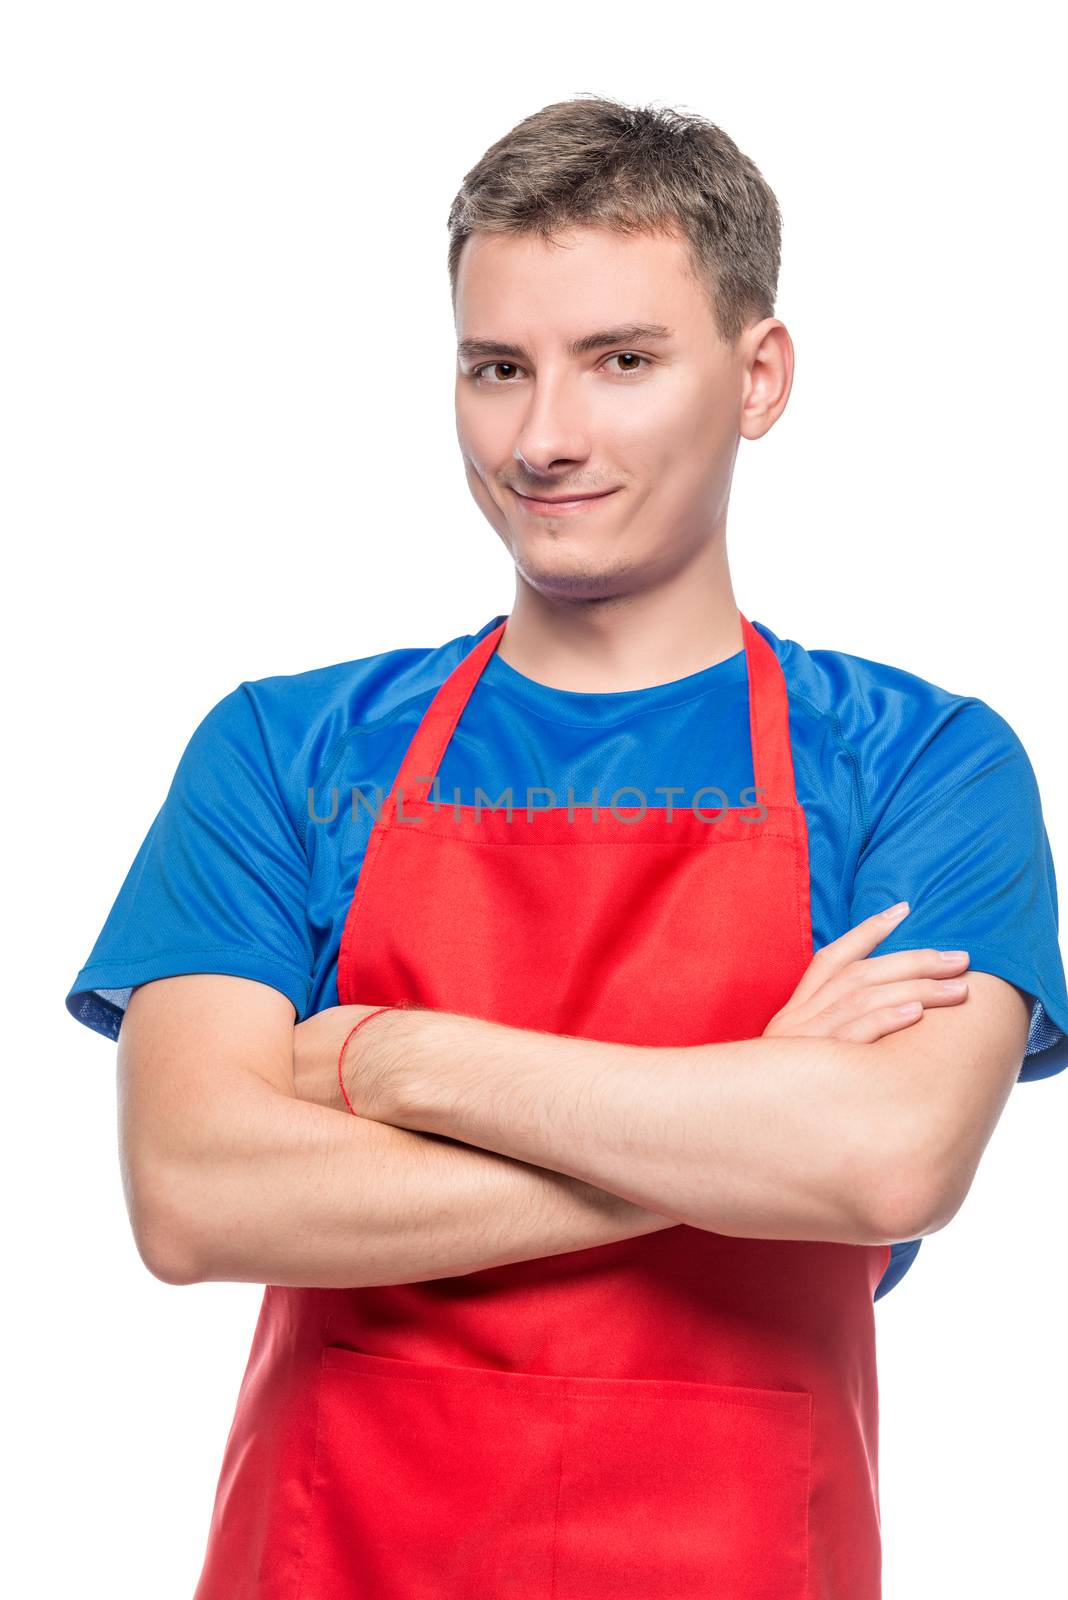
[512,555,638,605]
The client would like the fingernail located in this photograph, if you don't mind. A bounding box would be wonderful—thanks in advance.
[884,901,910,918]
[939,950,969,962]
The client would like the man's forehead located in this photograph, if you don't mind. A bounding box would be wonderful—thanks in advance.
[455,226,694,325]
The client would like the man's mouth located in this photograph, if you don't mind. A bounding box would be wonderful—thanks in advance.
[510,487,620,512]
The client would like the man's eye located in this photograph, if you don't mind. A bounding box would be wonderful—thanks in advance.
[605,352,650,377]
[472,361,525,384]
[471,353,651,384]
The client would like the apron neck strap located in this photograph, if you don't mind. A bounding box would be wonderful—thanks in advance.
[739,613,798,809]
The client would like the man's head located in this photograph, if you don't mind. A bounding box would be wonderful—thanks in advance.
[449,95,792,607]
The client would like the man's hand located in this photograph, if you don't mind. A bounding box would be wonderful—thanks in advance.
[763,902,972,1042]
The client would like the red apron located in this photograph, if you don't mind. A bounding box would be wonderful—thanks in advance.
[193,612,892,1600]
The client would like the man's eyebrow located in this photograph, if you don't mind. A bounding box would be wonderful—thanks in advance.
[457,323,676,364]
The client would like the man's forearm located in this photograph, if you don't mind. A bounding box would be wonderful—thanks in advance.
[347,1007,923,1246]
[182,1082,676,1287]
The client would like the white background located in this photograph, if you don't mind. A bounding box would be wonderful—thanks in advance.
[6,3,1065,1595]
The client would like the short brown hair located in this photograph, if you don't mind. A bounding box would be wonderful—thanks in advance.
[447,94,782,347]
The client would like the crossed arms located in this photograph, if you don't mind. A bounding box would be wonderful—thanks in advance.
[117,917,1032,1288]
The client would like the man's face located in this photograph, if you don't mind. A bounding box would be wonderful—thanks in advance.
[453,224,774,604]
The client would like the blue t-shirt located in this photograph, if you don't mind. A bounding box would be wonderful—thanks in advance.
[66,616,1068,1299]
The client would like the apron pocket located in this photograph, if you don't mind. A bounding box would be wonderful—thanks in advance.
[303,1347,811,1600]
[551,1375,812,1600]
[303,1345,567,1598]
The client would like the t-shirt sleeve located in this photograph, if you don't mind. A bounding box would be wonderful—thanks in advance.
[65,682,314,1042]
[847,696,1068,1082]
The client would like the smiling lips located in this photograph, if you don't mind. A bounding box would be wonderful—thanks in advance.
[511,486,619,512]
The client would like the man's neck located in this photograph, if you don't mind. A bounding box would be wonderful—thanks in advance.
[495,566,744,694]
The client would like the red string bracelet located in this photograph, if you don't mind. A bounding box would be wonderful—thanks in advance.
[337,999,416,1116]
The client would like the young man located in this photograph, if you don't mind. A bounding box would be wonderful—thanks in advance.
[66,96,1067,1599]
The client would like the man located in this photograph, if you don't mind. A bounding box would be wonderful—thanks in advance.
[66,95,1067,1598]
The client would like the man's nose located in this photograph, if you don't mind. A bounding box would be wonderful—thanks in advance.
[512,373,592,476]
